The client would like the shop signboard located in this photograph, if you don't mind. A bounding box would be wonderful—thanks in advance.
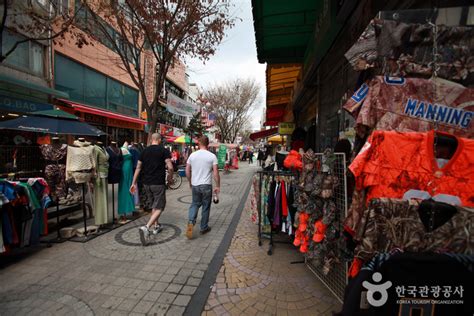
[278,122,295,135]
[173,127,183,136]
[166,93,199,117]
[83,113,107,126]
[217,144,227,169]
[107,118,143,131]
[0,94,53,113]
[160,123,174,137]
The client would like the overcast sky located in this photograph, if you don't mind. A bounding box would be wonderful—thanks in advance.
[185,0,266,131]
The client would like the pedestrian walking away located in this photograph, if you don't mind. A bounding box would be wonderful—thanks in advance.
[130,133,174,246]
[186,135,220,239]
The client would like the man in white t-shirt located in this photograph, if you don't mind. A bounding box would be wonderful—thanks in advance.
[185,135,220,239]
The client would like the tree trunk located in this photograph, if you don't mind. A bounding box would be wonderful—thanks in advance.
[146,104,159,145]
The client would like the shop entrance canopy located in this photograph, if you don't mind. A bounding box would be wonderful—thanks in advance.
[252,0,318,64]
[265,64,301,126]
[249,127,278,141]
[0,109,106,136]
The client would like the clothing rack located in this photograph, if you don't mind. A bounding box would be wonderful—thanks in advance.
[256,170,298,255]
[303,153,348,303]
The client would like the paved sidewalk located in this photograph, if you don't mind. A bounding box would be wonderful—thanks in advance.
[202,185,342,316]
[0,164,257,315]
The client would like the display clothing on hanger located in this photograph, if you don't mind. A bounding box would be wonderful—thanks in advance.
[0,179,50,252]
[65,141,95,184]
[350,130,474,208]
[40,143,67,199]
[93,145,109,225]
[344,19,474,82]
[117,148,135,216]
[344,76,473,138]
[354,198,473,262]
[106,146,123,184]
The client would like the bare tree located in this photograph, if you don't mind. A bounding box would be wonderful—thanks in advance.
[80,0,234,142]
[204,78,260,143]
[0,1,86,63]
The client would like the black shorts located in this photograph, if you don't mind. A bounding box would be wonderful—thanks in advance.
[143,184,166,211]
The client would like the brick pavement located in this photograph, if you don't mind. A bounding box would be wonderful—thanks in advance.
[0,164,257,316]
[202,181,343,316]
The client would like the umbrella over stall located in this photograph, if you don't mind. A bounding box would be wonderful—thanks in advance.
[174,135,197,144]
[0,109,106,136]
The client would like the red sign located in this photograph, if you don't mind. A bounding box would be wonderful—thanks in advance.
[108,118,143,131]
[160,124,174,137]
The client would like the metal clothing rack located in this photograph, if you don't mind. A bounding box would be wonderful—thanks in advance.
[256,170,298,255]
[303,153,348,303]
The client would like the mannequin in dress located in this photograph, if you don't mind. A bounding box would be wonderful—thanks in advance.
[106,141,122,184]
[41,136,67,201]
[92,139,109,226]
[118,141,135,223]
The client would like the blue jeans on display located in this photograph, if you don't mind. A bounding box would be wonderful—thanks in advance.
[188,184,212,231]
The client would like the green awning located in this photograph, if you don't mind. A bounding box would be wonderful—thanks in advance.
[252,0,318,64]
[0,74,69,99]
[30,109,79,120]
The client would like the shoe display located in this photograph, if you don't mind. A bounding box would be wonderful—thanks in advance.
[186,223,194,239]
[200,227,212,235]
[138,226,149,245]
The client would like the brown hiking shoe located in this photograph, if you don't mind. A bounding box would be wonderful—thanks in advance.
[186,223,194,239]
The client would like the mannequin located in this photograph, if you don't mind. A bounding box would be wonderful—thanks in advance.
[93,140,109,226]
[118,141,135,223]
[66,138,95,183]
[40,136,67,200]
[106,141,122,184]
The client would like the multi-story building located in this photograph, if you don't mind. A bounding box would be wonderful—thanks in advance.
[1,0,194,146]
[0,2,65,128]
[51,1,191,144]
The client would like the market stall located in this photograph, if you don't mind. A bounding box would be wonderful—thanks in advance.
[0,110,137,246]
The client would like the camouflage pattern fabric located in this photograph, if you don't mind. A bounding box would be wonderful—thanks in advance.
[355,198,474,261]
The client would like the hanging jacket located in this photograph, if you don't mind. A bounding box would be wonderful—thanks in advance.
[267,180,276,222]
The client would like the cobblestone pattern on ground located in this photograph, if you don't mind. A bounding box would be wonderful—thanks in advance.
[202,187,342,316]
[0,165,255,316]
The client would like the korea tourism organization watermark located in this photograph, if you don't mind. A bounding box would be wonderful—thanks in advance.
[362,272,465,307]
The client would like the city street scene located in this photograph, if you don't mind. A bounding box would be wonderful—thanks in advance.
[0,1,473,316]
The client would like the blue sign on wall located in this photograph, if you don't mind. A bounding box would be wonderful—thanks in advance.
[0,95,53,113]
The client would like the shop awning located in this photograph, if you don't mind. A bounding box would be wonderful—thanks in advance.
[267,64,301,106]
[263,64,301,126]
[56,99,147,125]
[249,127,278,141]
[252,0,318,64]
[0,74,69,98]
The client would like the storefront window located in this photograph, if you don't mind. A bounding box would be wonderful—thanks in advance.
[55,54,84,101]
[84,67,106,107]
[55,53,138,115]
[2,30,44,76]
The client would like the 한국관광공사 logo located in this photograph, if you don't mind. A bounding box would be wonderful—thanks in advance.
[362,272,393,307]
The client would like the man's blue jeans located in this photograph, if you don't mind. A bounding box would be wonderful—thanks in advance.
[188,184,212,231]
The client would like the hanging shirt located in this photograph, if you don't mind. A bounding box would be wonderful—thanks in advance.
[344,76,474,138]
[281,181,288,217]
[355,198,474,262]
[350,130,474,207]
